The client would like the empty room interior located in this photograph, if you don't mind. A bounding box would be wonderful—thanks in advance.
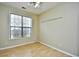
[0,2,79,57]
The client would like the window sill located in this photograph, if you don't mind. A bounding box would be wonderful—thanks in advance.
[9,37,31,40]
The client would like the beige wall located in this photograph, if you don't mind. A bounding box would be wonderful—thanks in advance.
[0,2,79,56]
[39,2,79,56]
[0,4,38,48]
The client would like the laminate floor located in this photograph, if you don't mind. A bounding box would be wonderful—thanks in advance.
[0,42,70,57]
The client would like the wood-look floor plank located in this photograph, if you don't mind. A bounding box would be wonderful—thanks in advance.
[0,42,71,57]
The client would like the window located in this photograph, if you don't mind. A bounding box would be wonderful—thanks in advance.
[10,14,32,39]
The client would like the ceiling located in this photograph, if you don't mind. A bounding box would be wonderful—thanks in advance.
[1,2,60,15]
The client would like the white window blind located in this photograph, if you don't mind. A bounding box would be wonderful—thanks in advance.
[10,14,32,39]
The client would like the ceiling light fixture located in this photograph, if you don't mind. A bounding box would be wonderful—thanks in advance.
[28,2,41,8]
[22,7,26,9]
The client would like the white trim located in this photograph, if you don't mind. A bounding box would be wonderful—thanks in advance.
[39,41,77,57]
[0,41,36,50]
[0,41,78,57]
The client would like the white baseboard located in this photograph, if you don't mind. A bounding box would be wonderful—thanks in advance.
[0,41,36,50]
[0,41,77,57]
[39,41,77,57]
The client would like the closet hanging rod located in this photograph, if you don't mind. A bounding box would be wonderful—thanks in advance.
[41,17,63,23]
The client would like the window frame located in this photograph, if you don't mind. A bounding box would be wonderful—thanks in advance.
[10,13,32,39]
